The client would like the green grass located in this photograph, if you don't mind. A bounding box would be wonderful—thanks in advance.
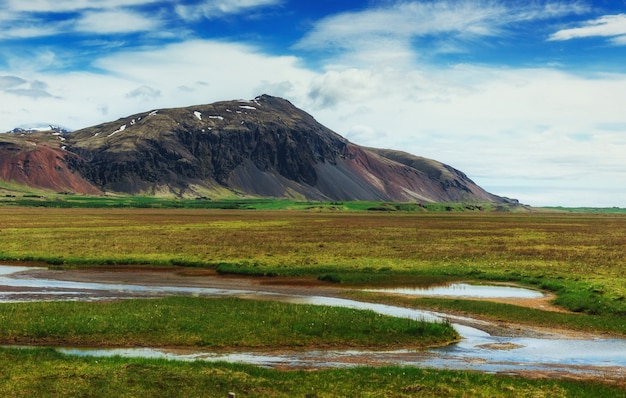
[0,296,457,349]
[347,292,626,336]
[0,208,624,322]
[0,208,625,395]
[0,348,623,398]
[0,192,523,212]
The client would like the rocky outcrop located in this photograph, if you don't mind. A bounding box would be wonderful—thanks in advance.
[2,95,509,203]
[0,133,101,194]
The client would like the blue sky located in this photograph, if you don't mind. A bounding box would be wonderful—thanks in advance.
[1,0,626,207]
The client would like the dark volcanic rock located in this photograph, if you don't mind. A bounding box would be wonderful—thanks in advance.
[2,95,509,203]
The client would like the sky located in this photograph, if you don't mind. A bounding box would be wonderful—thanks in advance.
[1,0,625,207]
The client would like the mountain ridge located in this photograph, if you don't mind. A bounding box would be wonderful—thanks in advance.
[1,95,513,204]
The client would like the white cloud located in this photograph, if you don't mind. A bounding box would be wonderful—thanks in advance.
[75,9,161,34]
[296,0,587,56]
[0,39,316,132]
[0,76,57,98]
[0,23,69,39]
[0,75,26,89]
[92,40,315,99]
[549,14,626,43]
[175,0,282,21]
[0,2,161,38]
[4,0,165,13]
[304,65,626,206]
[611,35,626,45]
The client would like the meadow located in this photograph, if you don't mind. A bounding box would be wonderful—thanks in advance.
[0,205,625,395]
[0,296,455,349]
[0,207,624,320]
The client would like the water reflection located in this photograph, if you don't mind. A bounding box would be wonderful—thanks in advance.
[365,283,544,298]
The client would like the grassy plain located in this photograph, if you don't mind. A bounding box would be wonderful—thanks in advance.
[1,347,623,398]
[0,207,624,319]
[0,296,455,349]
[1,206,625,395]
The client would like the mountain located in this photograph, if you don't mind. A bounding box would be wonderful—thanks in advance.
[1,95,512,203]
[0,129,100,195]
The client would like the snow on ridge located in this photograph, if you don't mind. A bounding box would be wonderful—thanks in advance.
[11,124,70,134]
[108,124,126,137]
[148,110,158,116]
[241,99,260,107]
[239,105,256,110]
[209,115,224,120]
[194,111,202,121]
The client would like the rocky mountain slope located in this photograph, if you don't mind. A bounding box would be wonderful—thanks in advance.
[1,95,510,203]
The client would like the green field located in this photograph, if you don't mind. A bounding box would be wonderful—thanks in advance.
[1,207,624,319]
[0,296,455,349]
[0,205,625,395]
[0,192,524,212]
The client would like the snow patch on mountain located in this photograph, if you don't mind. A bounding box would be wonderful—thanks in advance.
[9,124,71,134]
[108,124,126,137]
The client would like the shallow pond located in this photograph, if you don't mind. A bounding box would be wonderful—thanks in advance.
[364,283,544,298]
[1,265,624,380]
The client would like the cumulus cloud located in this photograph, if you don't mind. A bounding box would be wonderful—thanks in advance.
[175,0,282,21]
[549,14,626,43]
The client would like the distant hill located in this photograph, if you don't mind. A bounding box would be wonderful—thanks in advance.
[0,95,513,204]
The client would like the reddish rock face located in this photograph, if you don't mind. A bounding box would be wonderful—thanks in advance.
[0,136,101,195]
[1,95,511,204]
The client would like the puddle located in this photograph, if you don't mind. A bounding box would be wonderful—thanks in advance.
[364,283,544,299]
[0,265,624,380]
[0,266,32,276]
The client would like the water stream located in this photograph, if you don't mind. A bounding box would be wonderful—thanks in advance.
[1,266,624,379]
